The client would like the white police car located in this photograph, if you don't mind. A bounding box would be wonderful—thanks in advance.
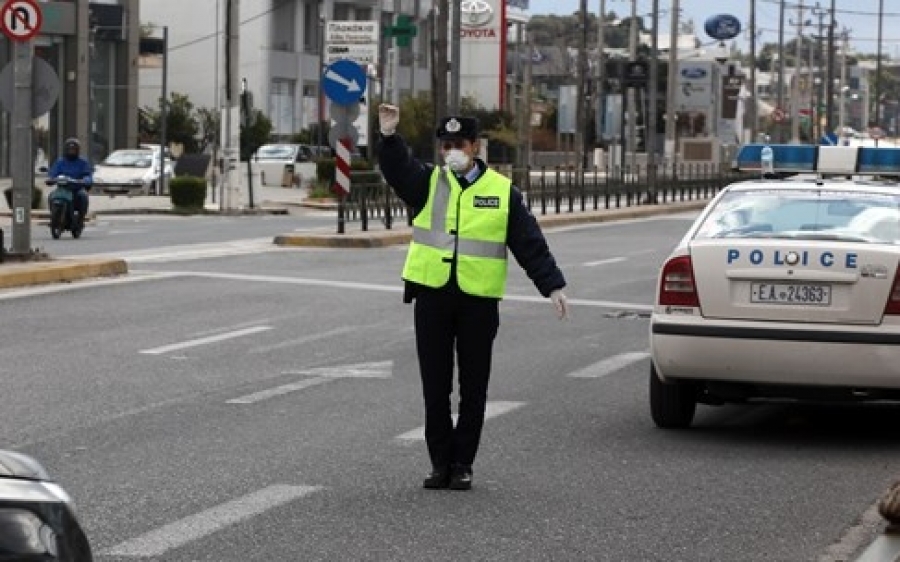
[650,144,900,428]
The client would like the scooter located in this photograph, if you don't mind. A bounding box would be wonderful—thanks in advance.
[46,176,87,239]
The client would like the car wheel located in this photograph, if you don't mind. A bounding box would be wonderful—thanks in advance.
[649,364,697,429]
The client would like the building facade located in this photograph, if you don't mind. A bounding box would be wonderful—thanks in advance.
[139,0,435,146]
[0,0,140,173]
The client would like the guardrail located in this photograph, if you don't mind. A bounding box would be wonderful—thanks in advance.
[338,164,748,232]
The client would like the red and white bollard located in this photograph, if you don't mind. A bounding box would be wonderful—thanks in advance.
[334,137,351,196]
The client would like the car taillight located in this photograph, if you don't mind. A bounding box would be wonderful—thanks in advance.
[883,266,900,315]
[659,255,700,307]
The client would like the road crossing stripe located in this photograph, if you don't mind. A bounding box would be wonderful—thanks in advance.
[583,257,627,267]
[226,376,331,404]
[102,484,322,558]
[139,326,272,355]
[566,352,650,378]
[394,401,526,441]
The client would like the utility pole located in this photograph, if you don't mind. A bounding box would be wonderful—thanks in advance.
[664,0,678,163]
[517,26,530,171]
[825,0,836,134]
[449,0,461,113]
[627,0,637,166]
[749,0,757,141]
[647,0,659,202]
[576,0,588,170]
[432,1,449,158]
[812,2,826,141]
[790,0,804,144]
[10,36,34,255]
[158,27,168,196]
[390,0,401,105]
[777,0,785,142]
[838,28,848,135]
[875,0,884,127]
[597,0,605,159]
[223,0,240,209]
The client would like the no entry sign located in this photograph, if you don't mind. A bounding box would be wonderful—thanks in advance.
[1,0,42,42]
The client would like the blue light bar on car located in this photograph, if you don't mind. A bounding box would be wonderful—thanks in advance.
[734,144,900,176]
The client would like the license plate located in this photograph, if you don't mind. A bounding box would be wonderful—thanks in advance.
[750,282,832,305]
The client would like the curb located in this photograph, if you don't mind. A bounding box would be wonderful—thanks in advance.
[273,200,710,248]
[0,258,128,290]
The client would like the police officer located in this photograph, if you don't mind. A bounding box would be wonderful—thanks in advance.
[377,104,568,491]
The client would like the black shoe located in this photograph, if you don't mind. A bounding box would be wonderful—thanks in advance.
[449,465,473,491]
[422,468,450,489]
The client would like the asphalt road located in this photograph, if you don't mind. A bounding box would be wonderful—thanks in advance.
[2,213,898,561]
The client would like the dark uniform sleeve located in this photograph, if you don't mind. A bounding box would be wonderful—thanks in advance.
[377,133,433,210]
[506,186,567,297]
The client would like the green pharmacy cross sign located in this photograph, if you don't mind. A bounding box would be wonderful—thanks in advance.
[385,14,417,48]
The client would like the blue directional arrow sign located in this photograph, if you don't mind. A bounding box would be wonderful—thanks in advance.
[322,59,367,106]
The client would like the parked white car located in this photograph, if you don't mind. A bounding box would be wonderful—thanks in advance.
[93,148,174,195]
[253,143,317,188]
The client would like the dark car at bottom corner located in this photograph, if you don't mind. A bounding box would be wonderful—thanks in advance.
[650,143,900,429]
[0,449,92,561]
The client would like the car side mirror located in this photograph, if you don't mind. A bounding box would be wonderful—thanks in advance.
[38,165,48,173]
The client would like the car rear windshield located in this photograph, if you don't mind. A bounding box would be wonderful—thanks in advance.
[256,145,296,160]
[694,189,900,244]
[102,151,153,167]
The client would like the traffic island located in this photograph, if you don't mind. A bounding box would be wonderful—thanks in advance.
[0,257,128,289]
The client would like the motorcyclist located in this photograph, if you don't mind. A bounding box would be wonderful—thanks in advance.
[48,138,93,219]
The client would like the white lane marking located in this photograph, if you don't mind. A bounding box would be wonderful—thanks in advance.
[583,257,627,267]
[227,376,332,404]
[140,326,273,355]
[228,361,394,404]
[102,485,322,558]
[249,326,360,354]
[567,351,650,378]
[189,319,274,338]
[283,360,394,379]
[395,401,526,441]
[164,271,655,311]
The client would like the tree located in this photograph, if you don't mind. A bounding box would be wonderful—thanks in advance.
[195,107,220,154]
[140,92,200,153]
[240,110,273,160]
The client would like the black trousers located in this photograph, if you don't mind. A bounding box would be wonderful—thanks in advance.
[414,289,500,470]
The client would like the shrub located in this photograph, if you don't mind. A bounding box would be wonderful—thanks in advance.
[4,186,42,210]
[315,156,373,183]
[169,175,207,210]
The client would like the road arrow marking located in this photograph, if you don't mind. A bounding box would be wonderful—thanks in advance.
[394,401,526,441]
[325,69,361,92]
[283,360,394,379]
[103,485,322,558]
[227,361,394,405]
[566,351,650,378]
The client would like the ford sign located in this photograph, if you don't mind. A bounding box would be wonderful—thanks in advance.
[704,14,741,41]
[681,67,708,79]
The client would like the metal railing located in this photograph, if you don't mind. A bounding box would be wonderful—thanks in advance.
[339,164,749,232]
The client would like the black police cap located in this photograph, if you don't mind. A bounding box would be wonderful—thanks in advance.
[436,116,479,140]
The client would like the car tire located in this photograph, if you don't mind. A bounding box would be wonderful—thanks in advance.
[649,365,697,429]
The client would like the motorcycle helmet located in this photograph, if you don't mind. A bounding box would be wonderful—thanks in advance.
[64,138,81,160]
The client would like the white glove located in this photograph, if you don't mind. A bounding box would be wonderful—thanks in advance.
[379,103,399,136]
[550,289,569,320]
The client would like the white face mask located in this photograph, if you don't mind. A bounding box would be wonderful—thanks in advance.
[444,149,471,173]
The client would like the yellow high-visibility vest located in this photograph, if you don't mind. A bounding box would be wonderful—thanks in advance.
[402,166,510,298]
